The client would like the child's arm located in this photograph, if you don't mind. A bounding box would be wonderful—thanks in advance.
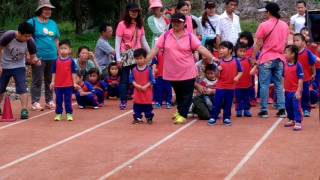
[129,71,142,91]
[50,74,55,90]
[295,79,303,100]
[311,65,316,81]
[234,72,243,83]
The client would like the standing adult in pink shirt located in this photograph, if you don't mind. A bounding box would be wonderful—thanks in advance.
[115,3,150,110]
[252,2,289,118]
[147,13,215,124]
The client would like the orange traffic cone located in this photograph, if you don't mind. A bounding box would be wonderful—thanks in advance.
[1,95,16,122]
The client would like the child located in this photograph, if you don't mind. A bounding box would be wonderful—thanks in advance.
[104,62,120,99]
[235,43,253,117]
[50,40,77,121]
[130,48,155,124]
[75,72,99,109]
[284,45,304,131]
[293,33,318,117]
[87,68,107,107]
[208,41,243,126]
[192,64,217,120]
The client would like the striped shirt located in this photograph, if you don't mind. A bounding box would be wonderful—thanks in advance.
[216,11,241,45]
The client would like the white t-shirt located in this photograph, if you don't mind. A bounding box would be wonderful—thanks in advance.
[199,15,220,39]
[290,13,306,33]
[216,11,241,45]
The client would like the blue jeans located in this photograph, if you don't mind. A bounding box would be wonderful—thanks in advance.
[154,77,172,105]
[119,65,135,102]
[259,59,285,111]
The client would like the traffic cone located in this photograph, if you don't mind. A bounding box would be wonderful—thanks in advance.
[1,95,16,122]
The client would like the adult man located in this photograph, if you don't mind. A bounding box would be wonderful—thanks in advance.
[0,22,40,119]
[253,2,289,118]
[216,0,241,45]
[290,1,307,34]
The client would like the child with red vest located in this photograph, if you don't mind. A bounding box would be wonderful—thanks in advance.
[50,40,78,121]
[293,33,318,117]
[208,41,243,126]
[284,45,304,131]
[235,43,253,117]
[130,48,156,124]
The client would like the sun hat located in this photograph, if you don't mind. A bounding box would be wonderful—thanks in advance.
[149,0,163,9]
[35,0,55,12]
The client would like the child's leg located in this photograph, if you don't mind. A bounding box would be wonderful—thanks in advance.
[285,92,294,121]
[55,88,63,114]
[76,93,85,107]
[223,90,235,120]
[301,81,311,112]
[235,89,242,111]
[243,88,251,111]
[64,87,73,114]
[133,104,143,120]
[292,95,303,124]
[212,89,224,119]
[143,104,154,120]
[95,89,105,104]
[164,79,173,104]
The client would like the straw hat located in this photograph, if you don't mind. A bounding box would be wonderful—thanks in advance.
[35,0,55,12]
[149,0,163,9]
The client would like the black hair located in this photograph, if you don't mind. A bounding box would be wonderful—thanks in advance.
[77,46,90,56]
[122,3,143,29]
[219,41,234,53]
[18,22,35,35]
[300,27,308,33]
[107,62,119,76]
[99,23,112,34]
[59,39,71,47]
[294,33,307,42]
[176,1,188,11]
[235,42,248,54]
[133,48,147,58]
[285,45,299,64]
[88,68,100,78]
[201,1,216,27]
[296,1,306,7]
[237,31,254,48]
[224,0,239,5]
[205,63,217,73]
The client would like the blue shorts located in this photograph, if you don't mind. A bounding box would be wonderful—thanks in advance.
[0,67,27,94]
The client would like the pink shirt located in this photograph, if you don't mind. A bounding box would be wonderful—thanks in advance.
[256,18,289,64]
[116,21,145,52]
[156,29,201,81]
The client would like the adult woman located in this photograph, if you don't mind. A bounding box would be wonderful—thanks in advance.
[28,0,60,111]
[199,1,220,52]
[175,1,195,34]
[75,46,100,80]
[115,3,150,110]
[147,13,216,124]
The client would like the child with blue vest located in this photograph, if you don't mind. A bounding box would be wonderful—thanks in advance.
[87,68,107,107]
[284,45,304,131]
[75,72,99,109]
[50,40,77,121]
[208,41,243,126]
[130,48,156,124]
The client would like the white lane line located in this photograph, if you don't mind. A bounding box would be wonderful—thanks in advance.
[0,103,77,131]
[0,110,133,171]
[98,119,198,180]
[224,118,284,180]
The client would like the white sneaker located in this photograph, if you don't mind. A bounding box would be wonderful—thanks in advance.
[31,102,44,111]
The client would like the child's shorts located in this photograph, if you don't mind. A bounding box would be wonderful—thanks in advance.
[0,67,27,94]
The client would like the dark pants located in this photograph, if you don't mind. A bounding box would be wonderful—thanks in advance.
[0,67,27,94]
[31,60,54,103]
[119,65,135,102]
[302,81,311,111]
[212,89,235,120]
[133,104,154,120]
[235,88,251,111]
[108,86,120,98]
[55,87,73,114]
[76,93,98,107]
[155,77,172,105]
[170,79,195,118]
[95,88,105,104]
[285,92,303,123]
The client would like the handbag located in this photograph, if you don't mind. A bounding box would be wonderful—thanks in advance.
[120,27,138,67]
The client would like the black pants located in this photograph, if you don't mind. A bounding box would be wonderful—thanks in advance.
[170,79,195,118]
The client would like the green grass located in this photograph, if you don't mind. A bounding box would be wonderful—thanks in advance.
[240,19,259,33]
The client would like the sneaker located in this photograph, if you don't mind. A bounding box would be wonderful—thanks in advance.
[165,102,173,109]
[208,118,217,126]
[147,118,153,125]
[132,118,143,124]
[293,123,302,131]
[172,112,179,120]
[31,102,44,111]
[303,110,311,117]
[153,103,161,109]
[119,101,127,110]
[174,115,186,124]
[258,111,269,118]
[284,120,295,127]
[93,106,99,110]
[236,110,243,117]
[45,101,56,110]
[54,114,62,121]
[20,108,29,119]
[244,110,252,117]
[67,113,73,121]
[276,109,286,118]
[78,105,85,109]
[223,119,232,126]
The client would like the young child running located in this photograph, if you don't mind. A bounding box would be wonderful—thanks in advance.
[75,72,99,109]
[130,48,155,124]
[208,41,243,126]
[104,62,120,99]
[293,33,318,117]
[50,40,78,121]
[235,43,253,117]
[87,68,107,107]
[284,45,304,131]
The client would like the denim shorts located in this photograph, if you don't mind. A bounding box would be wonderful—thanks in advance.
[0,67,27,94]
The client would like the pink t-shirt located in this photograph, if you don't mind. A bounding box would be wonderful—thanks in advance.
[256,18,289,64]
[156,29,201,81]
[116,21,145,52]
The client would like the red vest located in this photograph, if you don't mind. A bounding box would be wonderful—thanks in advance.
[55,58,73,88]
[132,67,153,104]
